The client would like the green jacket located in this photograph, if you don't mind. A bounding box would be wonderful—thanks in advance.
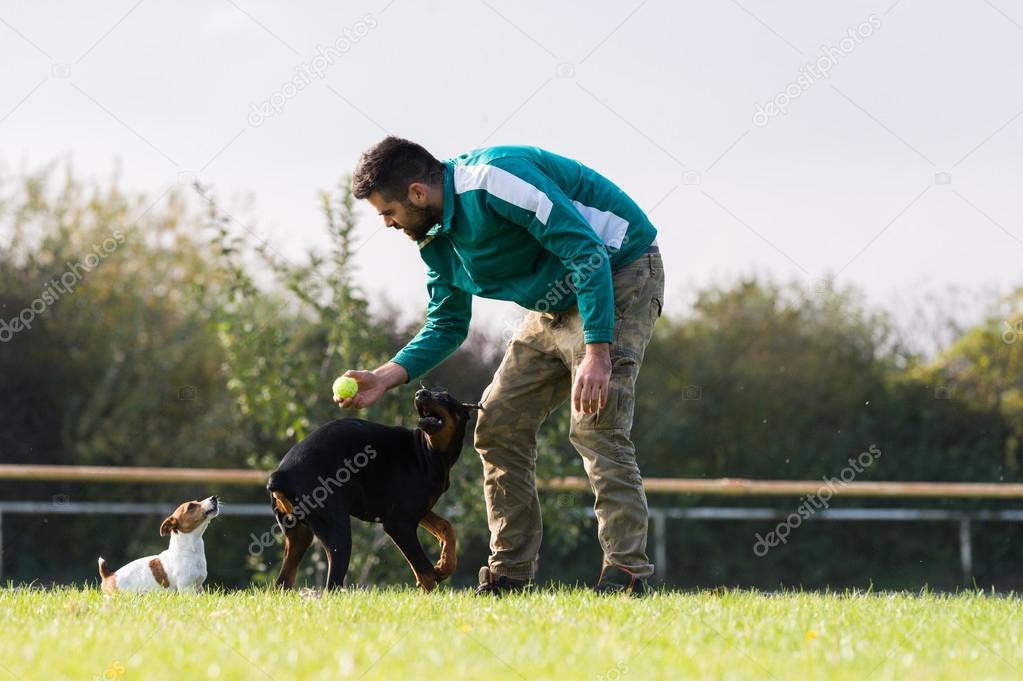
[390,145,658,381]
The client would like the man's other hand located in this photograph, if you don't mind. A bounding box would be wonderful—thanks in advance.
[573,343,611,415]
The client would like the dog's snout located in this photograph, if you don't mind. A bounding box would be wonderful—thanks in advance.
[415,389,431,400]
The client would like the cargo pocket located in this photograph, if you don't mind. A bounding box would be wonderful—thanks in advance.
[572,349,639,432]
[612,264,647,320]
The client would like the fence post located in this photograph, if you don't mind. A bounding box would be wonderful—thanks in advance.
[959,518,973,585]
[651,509,667,581]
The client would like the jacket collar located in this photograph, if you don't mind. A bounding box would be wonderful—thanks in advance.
[417,161,455,251]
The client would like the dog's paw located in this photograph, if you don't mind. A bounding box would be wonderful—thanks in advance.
[416,572,438,592]
[433,561,452,582]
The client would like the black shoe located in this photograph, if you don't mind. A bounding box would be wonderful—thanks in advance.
[594,565,647,597]
[474,566,529,597]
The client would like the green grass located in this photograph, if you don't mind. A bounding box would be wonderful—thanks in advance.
[2,587,1021,680]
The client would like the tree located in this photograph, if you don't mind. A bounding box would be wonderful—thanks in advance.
[920,289,1023,472]
[0,165,250,470]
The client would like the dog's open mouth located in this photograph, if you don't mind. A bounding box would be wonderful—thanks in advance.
[415,398,444,434]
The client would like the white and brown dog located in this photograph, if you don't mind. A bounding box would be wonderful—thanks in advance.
[98,495,220,593]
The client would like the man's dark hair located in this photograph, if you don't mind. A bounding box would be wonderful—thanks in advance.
[351,136,443,201]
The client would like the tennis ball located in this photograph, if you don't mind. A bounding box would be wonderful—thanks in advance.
[332,376,358,400]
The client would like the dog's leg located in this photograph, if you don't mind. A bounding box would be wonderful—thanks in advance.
[275,521,315,590]
[307,515,352,592]
[384,520,437,591]
[418,511,457,582]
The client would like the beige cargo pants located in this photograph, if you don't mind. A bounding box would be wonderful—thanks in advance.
[474,250,665,581]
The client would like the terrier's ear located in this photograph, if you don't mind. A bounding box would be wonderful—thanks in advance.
[461,402,484,412]
[160,515,178,536]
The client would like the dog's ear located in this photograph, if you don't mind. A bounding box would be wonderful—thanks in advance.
[160,515,178,536]
[461,402,484,412]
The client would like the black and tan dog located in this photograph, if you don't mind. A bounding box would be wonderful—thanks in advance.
[267,388,480,591]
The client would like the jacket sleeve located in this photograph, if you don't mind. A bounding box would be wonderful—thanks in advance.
[389,267,472,382]
[479,160,614,344]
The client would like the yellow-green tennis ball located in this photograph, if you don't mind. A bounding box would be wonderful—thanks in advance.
[332,376,358,400]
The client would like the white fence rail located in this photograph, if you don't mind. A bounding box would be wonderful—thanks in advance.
[6,463,1023,497]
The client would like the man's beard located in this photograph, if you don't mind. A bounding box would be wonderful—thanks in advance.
[401,200,439,241]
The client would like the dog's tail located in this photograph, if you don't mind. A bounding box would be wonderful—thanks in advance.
[267,472,297,516]
[270,490,295,516]
[97,557,117,593]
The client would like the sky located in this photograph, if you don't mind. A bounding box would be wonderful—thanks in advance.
[2,0,1022,343]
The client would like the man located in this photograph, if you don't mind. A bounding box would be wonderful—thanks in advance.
[339,137,664,596]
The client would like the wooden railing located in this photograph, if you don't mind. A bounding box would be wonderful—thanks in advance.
[3,464,1023,498]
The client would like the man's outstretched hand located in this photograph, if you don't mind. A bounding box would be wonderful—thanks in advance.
[574,342,611,415]
[334,363,408,410]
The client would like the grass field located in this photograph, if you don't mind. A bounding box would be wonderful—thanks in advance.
[2,587,1021,680]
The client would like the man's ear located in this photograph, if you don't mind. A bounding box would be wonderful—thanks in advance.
[407,182,430,206]
[160,516,178,536]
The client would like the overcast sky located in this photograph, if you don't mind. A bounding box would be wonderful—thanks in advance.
[2,0,1021,341]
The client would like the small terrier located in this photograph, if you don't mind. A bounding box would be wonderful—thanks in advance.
[98,496,220,593]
